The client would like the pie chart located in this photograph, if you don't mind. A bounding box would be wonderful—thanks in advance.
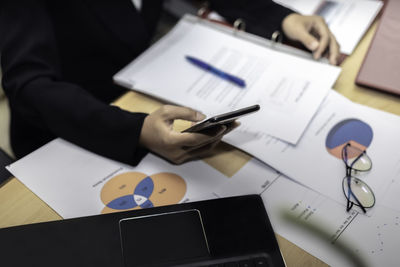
[100,172,187,214]
[326,119,373,159]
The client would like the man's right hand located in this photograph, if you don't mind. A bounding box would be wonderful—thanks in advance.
[139,105,228,164]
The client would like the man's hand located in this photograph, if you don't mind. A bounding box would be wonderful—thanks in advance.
[139,105,228,164]
[282,13,340,65]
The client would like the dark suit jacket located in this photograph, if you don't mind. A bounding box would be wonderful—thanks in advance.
[0,0,292,165]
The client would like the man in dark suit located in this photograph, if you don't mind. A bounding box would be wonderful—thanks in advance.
[0,0,339,165]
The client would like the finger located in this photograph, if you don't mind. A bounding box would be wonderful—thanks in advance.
[184,125,226,148]
[163,150,189,165]
[194,122,231,136]
[222,121,241,135]
[313,21,330,59]
[172,138,222,164]
[160,105,205,122]
[200,121,240,136]
[295,26,320,52]
[328,34,340,65]
[183,133,223,152]
[172,125,227,148]
[187,139,221,160]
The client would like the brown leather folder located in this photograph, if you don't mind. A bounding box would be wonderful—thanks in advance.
[356,0,400,95]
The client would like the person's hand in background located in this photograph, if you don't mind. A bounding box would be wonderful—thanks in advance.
[139,105,228,164]
[282,13,340,65]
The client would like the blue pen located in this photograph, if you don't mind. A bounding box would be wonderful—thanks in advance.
[185,55,246,88]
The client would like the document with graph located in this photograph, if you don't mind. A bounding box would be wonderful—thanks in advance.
[6,139,230,218]
[114,15,341,145]
[225,90,400,214]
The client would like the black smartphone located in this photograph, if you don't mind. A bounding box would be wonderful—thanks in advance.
[182,104,260,133]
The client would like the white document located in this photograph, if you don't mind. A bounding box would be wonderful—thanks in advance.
[114,15,341,144]
[212,160,400,267]
[262,176,400,267]
[6,139,230,218]
[274,0,383,55]
[225,90,400,213]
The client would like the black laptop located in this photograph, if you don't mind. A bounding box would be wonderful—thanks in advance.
[0,195,286,267]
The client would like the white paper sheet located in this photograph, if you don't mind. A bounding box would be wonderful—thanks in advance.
[114,17,341,144]
[225,90,400,213]
[275,0,383,55]
[6,139,230,218]
[211,160,400,267]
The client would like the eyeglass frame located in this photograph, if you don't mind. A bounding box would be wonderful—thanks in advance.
[341,143,375,213]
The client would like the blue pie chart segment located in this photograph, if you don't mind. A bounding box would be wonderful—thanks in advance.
[326,119,373,159]
[107,195,137,210]
[140,199,154,209]
[134,176,154,198]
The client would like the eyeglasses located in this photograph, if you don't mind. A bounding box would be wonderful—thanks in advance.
[341,143,375,213]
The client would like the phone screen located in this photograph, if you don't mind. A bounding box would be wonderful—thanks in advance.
[119,210,209,267]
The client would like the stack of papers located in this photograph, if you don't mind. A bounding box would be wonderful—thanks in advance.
[114,16,341,144]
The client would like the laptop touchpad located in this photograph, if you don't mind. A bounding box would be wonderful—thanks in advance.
[119,209,209,267]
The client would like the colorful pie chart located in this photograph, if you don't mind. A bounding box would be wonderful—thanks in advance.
[100,172,187,214]
[326,119,373,159]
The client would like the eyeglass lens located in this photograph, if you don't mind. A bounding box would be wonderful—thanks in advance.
[342,144,372,171]
[342,176,375,208]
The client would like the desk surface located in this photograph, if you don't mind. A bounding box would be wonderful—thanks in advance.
[1,20,399,267]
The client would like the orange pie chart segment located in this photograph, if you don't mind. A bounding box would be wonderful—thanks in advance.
[326,119,373,159]
[150,173,187,206]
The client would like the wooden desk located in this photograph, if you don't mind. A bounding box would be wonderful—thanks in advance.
[0,20,398,266]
